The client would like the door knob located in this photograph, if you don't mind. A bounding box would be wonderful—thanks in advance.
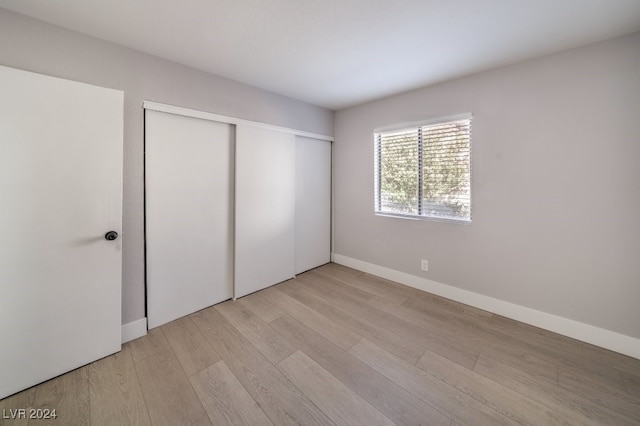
[104,231,118,241]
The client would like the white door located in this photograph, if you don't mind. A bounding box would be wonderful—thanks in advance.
[145,110,234,329]
[235,125,296,298]
[295,137,332,274]
[0,66,123,400]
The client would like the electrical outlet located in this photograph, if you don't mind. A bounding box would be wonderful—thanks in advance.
[421,259,429,271]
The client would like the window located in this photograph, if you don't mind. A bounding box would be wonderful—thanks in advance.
[374,116,471,222]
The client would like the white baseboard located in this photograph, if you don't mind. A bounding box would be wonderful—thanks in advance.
[332,253,640,360]
[121,318,147,344]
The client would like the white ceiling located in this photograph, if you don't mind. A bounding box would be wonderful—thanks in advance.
[2,1,640,110]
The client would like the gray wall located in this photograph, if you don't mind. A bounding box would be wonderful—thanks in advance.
[0,8,334,325]
[334,32,640,339]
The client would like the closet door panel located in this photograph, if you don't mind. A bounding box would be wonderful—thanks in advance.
[235,126,295,298]
[295,137,332,274]
[146,110,233,328]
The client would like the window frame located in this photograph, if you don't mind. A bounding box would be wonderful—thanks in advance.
[374,113,472,223]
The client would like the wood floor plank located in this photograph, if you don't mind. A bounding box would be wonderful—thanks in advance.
[88,345,151,426]
[396,293,503,357]
[305,269,377,304]
[297,273,443,356]
[278,350,395,426]
[480,344,559,385]
[161,316,221,377]
[558,365,640,422]
[238,290,284,323]
[619,369,640,398]
[393,277,493,322]
[270,313,451,425]
[298,275,435,347]
[190,307,333,426]
[323,263,418,300]
[190,360,273,426]
[277,279,427,364]
[467,325,565,387]
[398,292,567,389]
[487,315,640,384]
[260,286,361,351]
[400,295,564,383]
[414,344,575,425]
[215,300,296,365]
[28,366,89,426]
[555,352,635,394]
[127,327,171,364]
[314,264,410,304]
[349,340,517,426]
[134,348,211,426]
[474,353,636,425]
[367,295,480,369]
[613,358,640,378]
[402,295,492,334]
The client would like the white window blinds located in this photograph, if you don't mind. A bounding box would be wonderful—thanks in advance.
[375,117,471,221]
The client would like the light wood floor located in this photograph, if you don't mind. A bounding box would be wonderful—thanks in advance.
[2,263,639,425]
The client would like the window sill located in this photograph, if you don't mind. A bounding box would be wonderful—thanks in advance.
[374,212,471,224]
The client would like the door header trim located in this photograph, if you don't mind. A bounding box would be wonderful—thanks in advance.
[143,101,333,142]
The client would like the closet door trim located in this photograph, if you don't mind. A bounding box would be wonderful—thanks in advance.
[143,101,333,142]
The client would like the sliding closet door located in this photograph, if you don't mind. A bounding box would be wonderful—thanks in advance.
[295,137,332,274]
[146,110,233,328]
[235,126,295,298]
